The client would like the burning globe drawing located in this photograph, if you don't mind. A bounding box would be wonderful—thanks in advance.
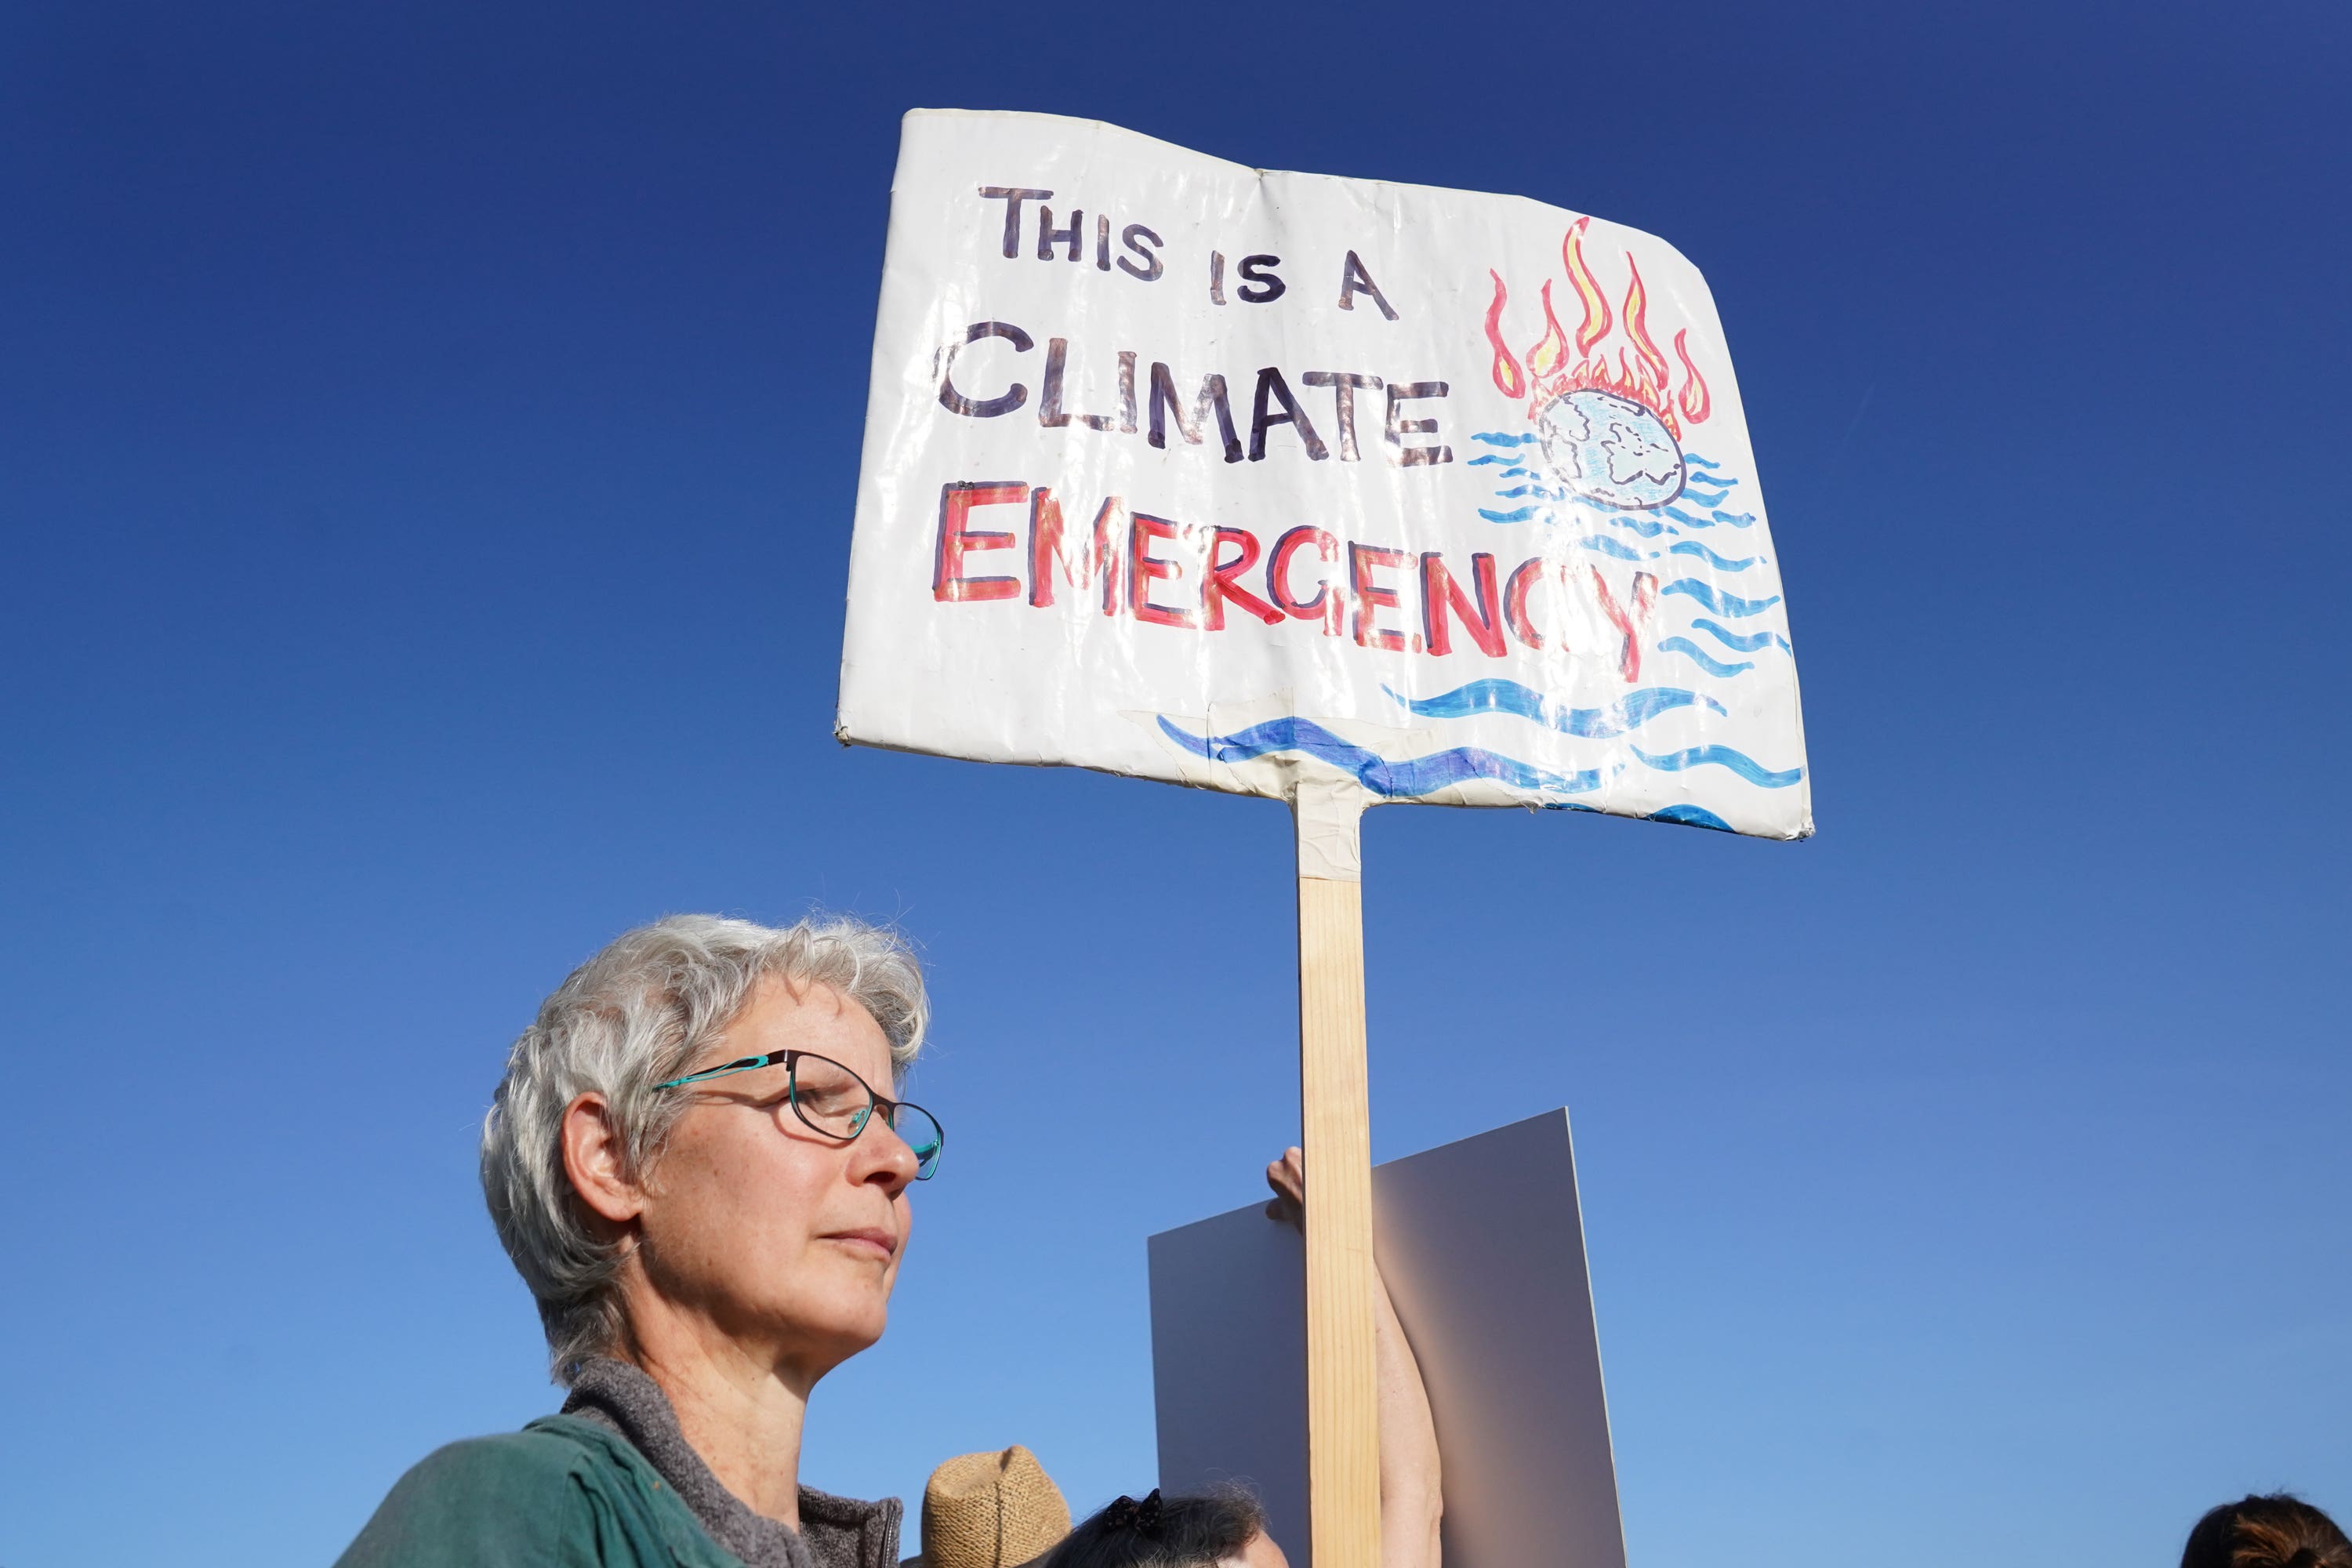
[1484,216,1714,514]
[1534,387,1685,510]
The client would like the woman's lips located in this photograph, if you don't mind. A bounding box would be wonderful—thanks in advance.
[823,1228,898,1261]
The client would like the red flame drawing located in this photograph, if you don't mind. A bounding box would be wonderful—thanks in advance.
[1563,219,1612,354]
[1483,217,1713,441]
[1485,271,1525,398]
[1527,281,1570,381]
[1621,258,1671,390]
[1672,329,1711,423]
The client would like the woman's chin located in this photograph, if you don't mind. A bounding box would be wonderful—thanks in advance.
[764,1295,890,1366]
[792,1323,887,1376]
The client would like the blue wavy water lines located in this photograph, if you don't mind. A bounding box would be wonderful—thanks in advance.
[1468,453,1512,466]
[1584,536,1652,561]
[1683,453,1723,470]
[1668,541,1759,571]
[1709,510,1757,528]
[1479,506,1545,524]
[1647,803,1733,831]
[1657,637,1752,677]
[1382,681,1725,736]
[1631,744,1805,788]
[1663,579,1782,616]
[1606,512,1670,538]
[1157,715,1600,797]
[1661,506,1718,529]
[1472,430,1538,447]
[1690,617,1793,654]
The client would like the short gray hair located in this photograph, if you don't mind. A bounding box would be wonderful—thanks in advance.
[480,913,928,1380]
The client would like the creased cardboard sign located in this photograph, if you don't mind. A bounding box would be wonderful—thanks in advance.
[840,110,1810,838]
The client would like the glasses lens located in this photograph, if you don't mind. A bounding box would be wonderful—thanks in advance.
[888,1102,945,1180]
[788,1054,873,1139]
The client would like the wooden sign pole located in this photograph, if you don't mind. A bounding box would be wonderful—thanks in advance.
[1293,776,1380,1568]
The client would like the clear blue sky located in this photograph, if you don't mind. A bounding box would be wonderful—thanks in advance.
[2,4,2344,1565]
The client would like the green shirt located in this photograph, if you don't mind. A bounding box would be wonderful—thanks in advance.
[336,1414,753,1568]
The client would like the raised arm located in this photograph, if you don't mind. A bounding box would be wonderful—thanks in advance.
[1266,1147,1443,1568]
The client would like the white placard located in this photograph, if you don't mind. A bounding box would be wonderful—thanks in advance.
[841,110,1809,839]
[1149,1111,1625,1568]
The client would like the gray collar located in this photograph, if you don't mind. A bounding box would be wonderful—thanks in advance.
[562,1356,902,1568]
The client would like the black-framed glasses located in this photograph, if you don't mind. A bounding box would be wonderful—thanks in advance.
[655,1048,943,1180]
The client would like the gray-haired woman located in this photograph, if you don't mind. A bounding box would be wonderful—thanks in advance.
[339,912,1439,1568]
[339,913,939,1568]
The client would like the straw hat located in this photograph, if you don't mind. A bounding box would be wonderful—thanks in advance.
[906,1446,1073,1568]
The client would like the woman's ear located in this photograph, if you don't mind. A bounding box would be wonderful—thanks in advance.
[561,1091,646,1226]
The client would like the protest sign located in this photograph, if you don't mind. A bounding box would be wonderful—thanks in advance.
[839,109,1807,1568]
[1151,1112,1622,1568]
[839,111,1808,840]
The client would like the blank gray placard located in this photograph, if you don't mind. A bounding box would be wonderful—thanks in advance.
[1148,1109,1625,1568]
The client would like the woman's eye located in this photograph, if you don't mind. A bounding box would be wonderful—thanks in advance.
[800,1086,861,1119]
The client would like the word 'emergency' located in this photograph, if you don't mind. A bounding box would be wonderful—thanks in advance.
[930,481,1656,675]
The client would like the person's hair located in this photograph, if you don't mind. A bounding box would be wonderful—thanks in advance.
[480,913,929,1380]
[1044,1488,1267,1568]
[2182,1494,2352,1568]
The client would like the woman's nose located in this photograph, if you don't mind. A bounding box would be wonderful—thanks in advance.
[855,1116,921,1189]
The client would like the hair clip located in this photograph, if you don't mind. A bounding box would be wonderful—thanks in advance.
[1105,1490,1165,1537]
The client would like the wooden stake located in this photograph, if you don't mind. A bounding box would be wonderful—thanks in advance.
[1294,777,1379,1568]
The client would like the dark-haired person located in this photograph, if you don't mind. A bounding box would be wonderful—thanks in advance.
[1043,1489,1279,1568]
[2180,1494,2351,1568]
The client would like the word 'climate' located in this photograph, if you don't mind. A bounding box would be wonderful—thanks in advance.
[938,324,1451,466]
